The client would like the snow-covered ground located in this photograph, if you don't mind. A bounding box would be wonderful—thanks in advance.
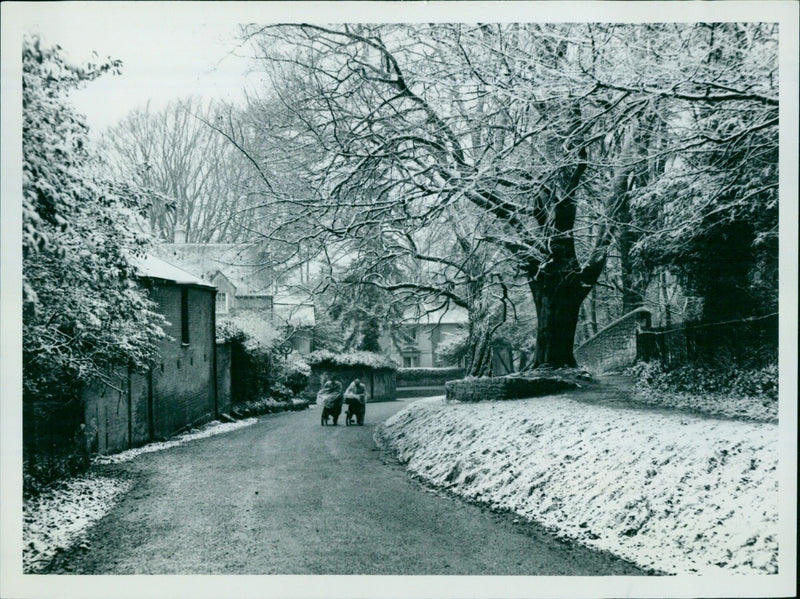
[23,418,257,572]
[23,473,133,573]
[377,394,779,575]
[630,389,777,423]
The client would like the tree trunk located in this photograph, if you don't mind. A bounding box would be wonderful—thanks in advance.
[465,320,493,377]
[529,277,590,369]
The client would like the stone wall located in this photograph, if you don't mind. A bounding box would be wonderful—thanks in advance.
[445,376,577,403]
[574,308,651,374]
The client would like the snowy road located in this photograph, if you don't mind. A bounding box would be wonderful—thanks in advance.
[44,399,645,575]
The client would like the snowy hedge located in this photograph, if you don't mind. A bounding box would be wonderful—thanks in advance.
[397,367,465,385]
[307,350,399,370]
[445,375,576,402]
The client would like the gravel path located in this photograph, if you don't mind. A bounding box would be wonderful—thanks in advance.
[44,400,645,575]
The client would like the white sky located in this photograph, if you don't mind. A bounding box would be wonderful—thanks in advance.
[25,8,259,132]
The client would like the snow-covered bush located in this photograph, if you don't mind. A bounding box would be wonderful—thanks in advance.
[23,35,166,403]
[396,367,465,385]
[22,36,168,490]
[307,350,399,370]
[219,320,309,403]
[217,312,279,351]
[435,332,469,366]
[275,355,311,395]
[269,382,294,402]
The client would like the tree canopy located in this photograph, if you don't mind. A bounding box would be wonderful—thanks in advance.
[229,23,777,368]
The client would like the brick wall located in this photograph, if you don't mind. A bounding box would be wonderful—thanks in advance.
[149,283,217,439]
[83,281,223,454]
[445,376,577,402]
[574,308,651,374]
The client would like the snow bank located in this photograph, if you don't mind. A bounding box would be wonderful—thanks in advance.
[377,395,778,575]
[93,418,256,464]
[23,474,133,573]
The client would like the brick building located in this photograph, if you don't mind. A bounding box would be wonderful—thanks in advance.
[83,255,228,454]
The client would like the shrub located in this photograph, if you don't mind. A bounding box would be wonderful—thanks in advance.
[274,355,311,395]
[397,367,465,385]
[270,382,294,402]
[627,360,778,400]
[231,397,309,418]
[307,350,398,370]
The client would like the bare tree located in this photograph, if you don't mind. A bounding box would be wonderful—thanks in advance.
[232,22,777,368]
[100,97,260,243]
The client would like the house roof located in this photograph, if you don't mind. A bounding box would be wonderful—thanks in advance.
[273,302,316,327]
[153,243,273,295]
[131,254,214,289]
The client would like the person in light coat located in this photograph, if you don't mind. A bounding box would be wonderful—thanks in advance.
[343,378,367,425]
[317,376,343,426]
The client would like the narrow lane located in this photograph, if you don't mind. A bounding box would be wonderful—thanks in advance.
[49,400,645,575]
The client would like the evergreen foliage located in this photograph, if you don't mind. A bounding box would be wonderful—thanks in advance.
[22,36,165,403]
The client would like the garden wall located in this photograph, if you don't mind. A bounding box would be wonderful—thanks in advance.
[574,308,651,374]
[445,375,577,403]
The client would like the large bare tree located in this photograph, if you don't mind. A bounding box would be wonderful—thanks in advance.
[232,22,777,368]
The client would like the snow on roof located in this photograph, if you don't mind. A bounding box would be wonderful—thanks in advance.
[153,243,273,295]
[131,254,214,288]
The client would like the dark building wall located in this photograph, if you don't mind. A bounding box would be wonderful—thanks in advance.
[150,283,217,439]
[304,365,397,402]
[83,281,222,454]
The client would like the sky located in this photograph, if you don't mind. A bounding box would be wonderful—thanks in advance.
[21,5,261,133]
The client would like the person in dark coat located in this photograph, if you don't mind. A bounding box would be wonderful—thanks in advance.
[318,376,343,426]
[343,378,367,425]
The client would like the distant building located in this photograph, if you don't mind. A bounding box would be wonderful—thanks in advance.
[381,306,469,368]
[151,239,315,354]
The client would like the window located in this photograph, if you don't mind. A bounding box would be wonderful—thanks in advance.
[181,288,189,345]
[408,326,417,341]
[403,355,419,368]
[215,291,228,314]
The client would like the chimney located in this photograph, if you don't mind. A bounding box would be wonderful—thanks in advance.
[174,225,186,244]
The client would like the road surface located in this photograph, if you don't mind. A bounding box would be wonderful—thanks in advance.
[47,399,646,575]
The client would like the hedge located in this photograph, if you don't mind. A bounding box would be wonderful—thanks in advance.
[306,350,399,370]
[397,367,465,386]
[445,375,577,403]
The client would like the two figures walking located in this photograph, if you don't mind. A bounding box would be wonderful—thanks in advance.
[318,376,367,426]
